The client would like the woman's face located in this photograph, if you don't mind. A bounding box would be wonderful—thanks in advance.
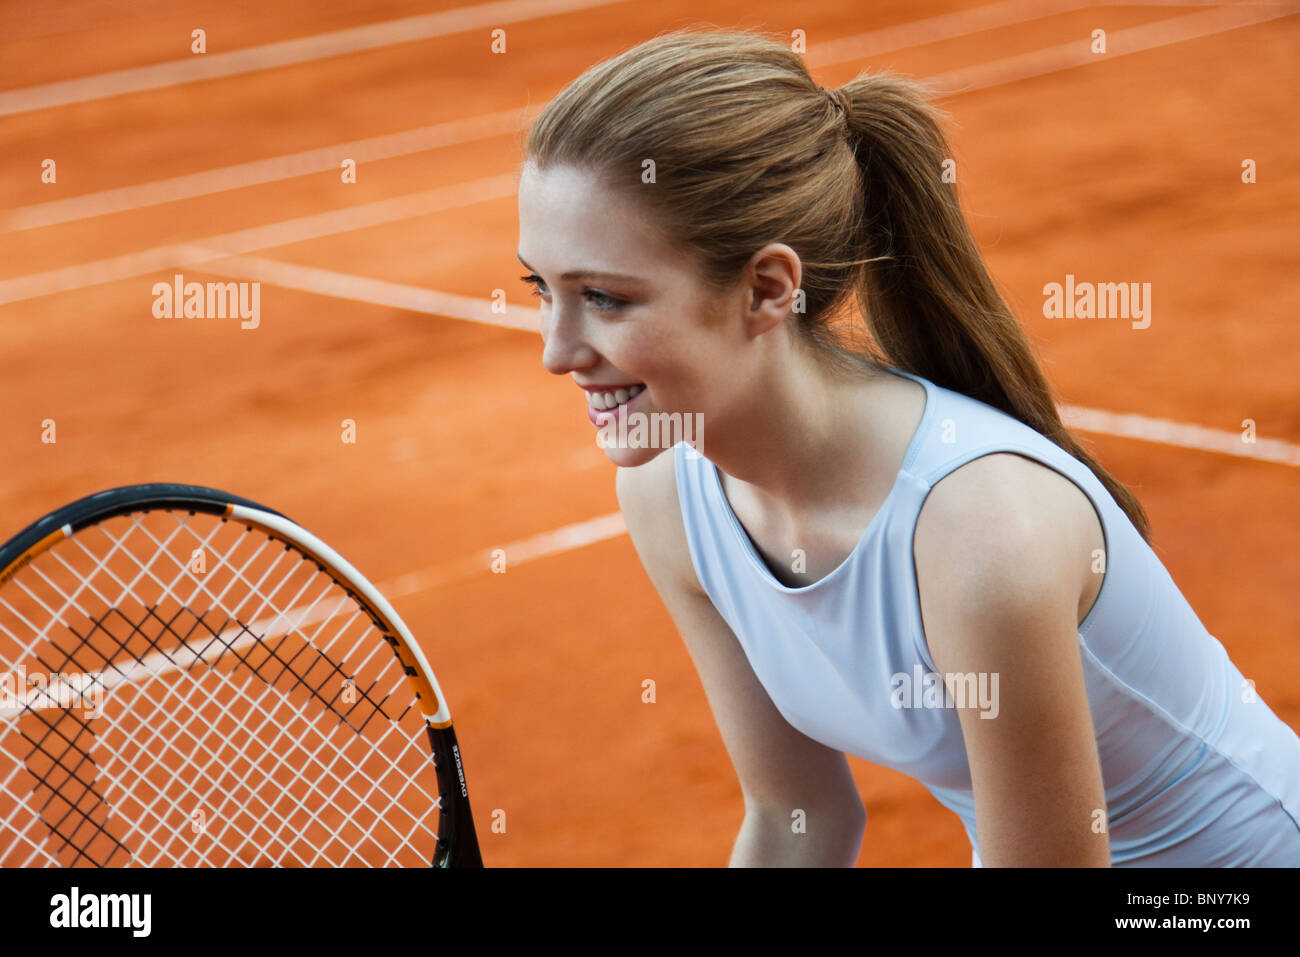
[517,162,761,467]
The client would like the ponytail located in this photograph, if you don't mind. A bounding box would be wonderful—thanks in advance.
[835,74,1152,542]
[524,27,1152,542]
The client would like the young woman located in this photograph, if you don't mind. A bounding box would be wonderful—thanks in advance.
[515,28,1300,866]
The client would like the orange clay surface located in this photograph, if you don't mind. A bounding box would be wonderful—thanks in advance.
[1,1,1297,865]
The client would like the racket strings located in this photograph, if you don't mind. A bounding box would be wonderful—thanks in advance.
[0,509,445,867]
[12,511,408,730]
[21,597,392,866]
[17,707,126,867]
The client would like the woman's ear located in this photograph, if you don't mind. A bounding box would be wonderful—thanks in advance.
[742,243,803,340]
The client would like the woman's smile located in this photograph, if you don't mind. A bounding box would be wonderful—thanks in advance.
[583,381,648,425]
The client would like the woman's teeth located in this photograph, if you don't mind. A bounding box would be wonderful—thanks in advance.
[588,384,645,410]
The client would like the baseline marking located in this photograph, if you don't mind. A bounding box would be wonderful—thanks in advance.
[1060,406,1300,467]
[2,107,538,233]
[201,253,541,332]
[3,0,1085,233]
[378,404,1300,601]
[926,1,1299,95]
[0,0,625,117]
[5,6,1291,305]
[0,173,519,306]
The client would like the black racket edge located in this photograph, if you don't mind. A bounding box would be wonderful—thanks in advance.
[0,482,484,869]
[0,484,284,583]
[427,725,483,868]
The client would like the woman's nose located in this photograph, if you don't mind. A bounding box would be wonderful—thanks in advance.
[540,306,595,376]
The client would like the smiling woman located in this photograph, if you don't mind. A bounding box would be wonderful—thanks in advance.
[513,26,1300,868]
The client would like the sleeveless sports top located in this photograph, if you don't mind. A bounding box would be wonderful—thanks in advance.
[673,365,1300,866]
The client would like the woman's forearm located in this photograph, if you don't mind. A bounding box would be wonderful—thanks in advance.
[728,806,866,867]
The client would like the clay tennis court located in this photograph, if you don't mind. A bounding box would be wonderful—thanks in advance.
[1,0,1297,866]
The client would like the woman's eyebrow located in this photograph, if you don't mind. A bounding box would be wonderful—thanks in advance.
[517,253,646,284]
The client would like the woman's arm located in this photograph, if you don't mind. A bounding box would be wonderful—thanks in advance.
[914,453,1111,867]
[618,452,867,866]
[729,803,866,867]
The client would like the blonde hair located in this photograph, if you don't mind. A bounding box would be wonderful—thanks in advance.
[522,26,1151,542]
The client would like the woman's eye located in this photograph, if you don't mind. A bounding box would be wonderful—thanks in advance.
[520,274,624,312]
[584,290,623,312]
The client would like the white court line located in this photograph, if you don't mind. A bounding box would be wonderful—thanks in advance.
[202,252,540,332]
[380,401,1300,600]
[925,0,1299,95]
[1,107,539,233]
[9,0,1286,234]
[0,172,520,306]
[7,406,1289,708]
[5,5,1291,309]
[5,511,630,710]
[0,592,349,717]
[379,511,628,598]
[807,0,1090,68]
[1116,1,1291,6]
[0,6,1294,469]
[2,1,1287,233]
[2,0,1084,234]
[373,403,1300,598]
[0,0,625,118]
[1060,406,1300,466]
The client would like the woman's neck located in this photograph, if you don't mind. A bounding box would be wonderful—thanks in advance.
[702,345,922,525]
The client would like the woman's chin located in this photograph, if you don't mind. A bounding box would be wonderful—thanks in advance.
[591,400,706,465]
[596,439,667,468]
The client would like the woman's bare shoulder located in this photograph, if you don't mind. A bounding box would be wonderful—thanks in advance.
[912,451,1104,624]
[917,451,1099,538]
[909,452,1102,624]
[615,447,700,592]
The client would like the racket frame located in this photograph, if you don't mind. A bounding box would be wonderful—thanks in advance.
[0,483,483,868]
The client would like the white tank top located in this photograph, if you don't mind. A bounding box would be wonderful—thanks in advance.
[672,366,1300,865]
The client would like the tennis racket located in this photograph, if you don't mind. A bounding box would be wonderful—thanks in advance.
[0,483,482,868]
